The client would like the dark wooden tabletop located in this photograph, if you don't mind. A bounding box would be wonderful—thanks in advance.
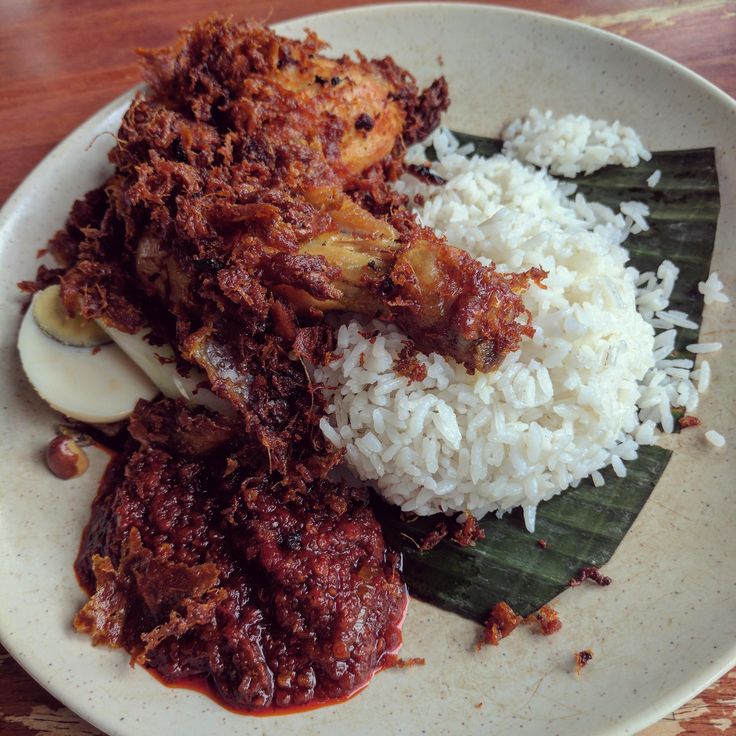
[1,1,734,734]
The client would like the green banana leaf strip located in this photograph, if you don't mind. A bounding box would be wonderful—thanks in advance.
[377,134,719,622]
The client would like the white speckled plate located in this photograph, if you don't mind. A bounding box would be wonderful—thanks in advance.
[1,4,734,735]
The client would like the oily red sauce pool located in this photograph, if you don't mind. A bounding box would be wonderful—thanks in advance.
[147,661,375,716]
[146,635,417,716]
[74,399,408,713]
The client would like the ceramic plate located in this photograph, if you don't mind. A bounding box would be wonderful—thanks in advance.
[1,4,734,735]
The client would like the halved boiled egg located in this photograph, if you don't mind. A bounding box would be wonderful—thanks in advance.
[32,284,110,347]
[18,284,233,423]
[18,289,158,423]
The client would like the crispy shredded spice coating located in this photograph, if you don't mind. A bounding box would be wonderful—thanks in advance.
[418,513,485,551]
[394,344,428,383]
[570,566,612,587]
[575,649,594,676]
[525,604,562,636]
[451,515,485,546]
[419,521,449,551]
[407,163,446,186]
[358,329,380,343]
[477,602,523,648]
[477,601,562,649]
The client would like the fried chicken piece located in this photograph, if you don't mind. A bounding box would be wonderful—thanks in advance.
[138,16,443,181]
[130,180,542,372]
[270,191,545,372]
[57,13,541,423]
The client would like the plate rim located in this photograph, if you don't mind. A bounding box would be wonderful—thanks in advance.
[1,4,734,736]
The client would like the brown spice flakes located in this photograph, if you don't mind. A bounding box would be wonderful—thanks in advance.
[525,604,562,636]
[477,602,522,649]
[575,649,594,676]
[407,163,447,186]
[569,566,612,587]
[358,329,380,343]
[474,702,483,709]
[395,344,428,382]
[452,514,486,546]
[419,521,448,551]
[679,415,702,429]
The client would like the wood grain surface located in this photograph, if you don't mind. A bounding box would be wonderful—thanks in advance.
[1,1,734,734]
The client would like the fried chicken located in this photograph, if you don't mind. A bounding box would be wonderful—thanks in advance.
[40,15,547,465]
[53,17,542,376]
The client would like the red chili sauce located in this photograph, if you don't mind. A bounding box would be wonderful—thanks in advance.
[74,399,408,714]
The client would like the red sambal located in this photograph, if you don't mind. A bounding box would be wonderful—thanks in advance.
[75,399,407,711]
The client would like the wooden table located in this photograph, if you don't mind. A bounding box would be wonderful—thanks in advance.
[1,1,734,733]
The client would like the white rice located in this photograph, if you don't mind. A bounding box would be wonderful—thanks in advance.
[693,360,711,394]
[687,342,722,354]
[501,108,652,177]
[314,125,726,529]
[705,430,726,448]
[698,272,730,304]
[647,169,662,188]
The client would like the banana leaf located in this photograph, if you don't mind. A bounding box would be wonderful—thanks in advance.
[377,136,719,622]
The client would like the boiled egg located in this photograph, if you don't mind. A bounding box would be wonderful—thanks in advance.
[18,287,158,423]
[99,324,233,416]
[18,284,232,423]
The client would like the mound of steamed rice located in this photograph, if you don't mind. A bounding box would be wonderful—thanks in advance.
[315,124,726,530]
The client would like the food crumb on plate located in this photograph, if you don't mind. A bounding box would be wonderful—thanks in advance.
[687,342,722,354]
[452,515,485,546]
[575,649,594,676]
[705,429,727,448]
[420,521,448,550]
[477,602,522,649]
[570,566,612,587]
[698,271,730,305]
[678,415,701,429]
[647,169,661,187]
[525,604,562,636]
[384,655,426,669]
